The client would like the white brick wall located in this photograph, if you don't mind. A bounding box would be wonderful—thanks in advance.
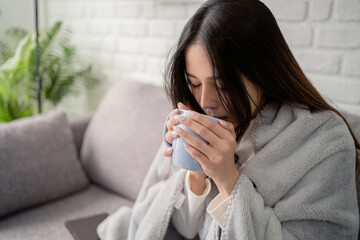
[46,0,360,116]
[294,51,341,74]
[309,0,332,21]
[335,0,360,21]
[316,26,360,48]
[262,0,308,21]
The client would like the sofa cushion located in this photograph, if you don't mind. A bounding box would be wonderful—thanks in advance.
[81,81,172,201]
[0,110,89,218]
[0,184,133,240]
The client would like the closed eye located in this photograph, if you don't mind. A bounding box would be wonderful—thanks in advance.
[190,83,201,88]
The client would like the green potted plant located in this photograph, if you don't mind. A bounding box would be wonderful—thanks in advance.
[0,21,99,122]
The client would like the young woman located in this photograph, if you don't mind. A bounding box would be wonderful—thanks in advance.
[97,0,359,239]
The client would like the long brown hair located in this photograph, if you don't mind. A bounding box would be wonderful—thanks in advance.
[164,0,360,180]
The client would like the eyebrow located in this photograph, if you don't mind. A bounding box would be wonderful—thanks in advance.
[185,72,219,80]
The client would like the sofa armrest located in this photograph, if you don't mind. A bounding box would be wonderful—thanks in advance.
[68,113,92,158]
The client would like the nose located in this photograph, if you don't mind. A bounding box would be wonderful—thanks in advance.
[199,83,219,110]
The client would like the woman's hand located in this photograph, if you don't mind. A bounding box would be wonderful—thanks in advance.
[162,102,190,157]
[162,102,208,195]
[172,105,239,200]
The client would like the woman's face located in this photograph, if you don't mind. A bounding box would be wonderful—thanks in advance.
[184,43,262,127]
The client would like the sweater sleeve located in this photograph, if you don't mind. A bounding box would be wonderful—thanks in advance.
[220,148,359,240]
[207,194,230,229]
[172,171,211,239]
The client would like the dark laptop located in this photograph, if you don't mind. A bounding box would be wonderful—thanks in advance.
[65,213,109,240]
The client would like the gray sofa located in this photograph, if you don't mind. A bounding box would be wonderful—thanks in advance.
[0,81,172,239]
[0,80,359,240]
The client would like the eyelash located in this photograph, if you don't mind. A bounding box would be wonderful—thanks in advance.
[190,83,201,88]
[189,82,224,90]
[186,75,223,90]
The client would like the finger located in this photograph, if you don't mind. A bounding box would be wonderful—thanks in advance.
[162,147,173,157]
[177,102,191,110]
[173,125,214,158]
[184,142,207,169]
[165,130,178,145]
[170,108,180,118]
[187,111,233,140]
[175,114,219,146]
[166,109,180,130]
[218,119,236,138]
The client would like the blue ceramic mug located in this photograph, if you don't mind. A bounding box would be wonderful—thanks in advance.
[163,110,220,172]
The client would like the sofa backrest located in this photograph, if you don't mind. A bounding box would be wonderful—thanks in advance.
[68,114,92,158]
[80,80,172,201]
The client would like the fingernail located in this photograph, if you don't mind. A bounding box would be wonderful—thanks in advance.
[188,111,195,118]
[177,102,183,108]
[219,119,227,125]
[175,115,186,122]
[173,126,181,133]
[183,142,189,149]
[173,109,179,114]
[167,147,173,153]
[172,131,177,137]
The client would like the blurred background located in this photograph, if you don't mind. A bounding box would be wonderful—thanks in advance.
[0,0,359,120]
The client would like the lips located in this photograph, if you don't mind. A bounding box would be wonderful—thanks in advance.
[205,113,227,120]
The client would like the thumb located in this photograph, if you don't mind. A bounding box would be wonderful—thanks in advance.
[219,119,236,138]
[177,102,191,110]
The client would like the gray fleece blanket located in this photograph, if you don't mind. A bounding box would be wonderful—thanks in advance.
[97,102,359,239]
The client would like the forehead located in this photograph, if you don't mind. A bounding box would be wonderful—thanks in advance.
[185,43,214,78]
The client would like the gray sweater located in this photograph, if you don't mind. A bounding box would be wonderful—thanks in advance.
[97,102,359,240]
